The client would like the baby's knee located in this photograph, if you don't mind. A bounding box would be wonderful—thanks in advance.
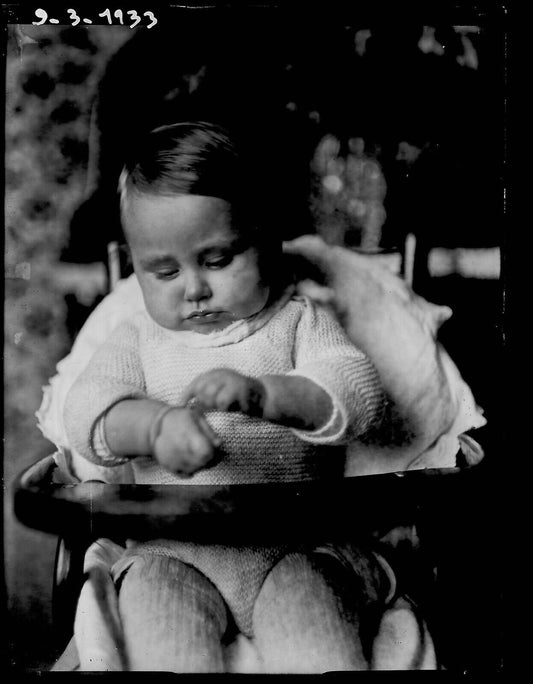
[269,552,314,583]
[263,551,342,592]
[118,554,178,591]
[256,552,330,610]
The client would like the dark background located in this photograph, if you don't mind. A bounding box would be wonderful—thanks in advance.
[4,2,506,673]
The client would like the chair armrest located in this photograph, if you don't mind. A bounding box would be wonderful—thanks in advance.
[13,457,478,544]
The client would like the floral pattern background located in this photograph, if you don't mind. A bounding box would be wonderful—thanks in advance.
[4,23,135,671]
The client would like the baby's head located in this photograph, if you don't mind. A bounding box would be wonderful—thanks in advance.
[119,122,275,333]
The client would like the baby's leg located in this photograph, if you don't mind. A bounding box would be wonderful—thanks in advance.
[252,552,368,673]
[118,555,228,672]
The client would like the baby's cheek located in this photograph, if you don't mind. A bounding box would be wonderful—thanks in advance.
[235,271,268,308]
[144,284,178,325]
[244,256,268,287]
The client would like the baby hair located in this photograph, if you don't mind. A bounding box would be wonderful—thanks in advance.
[119,121,249,221]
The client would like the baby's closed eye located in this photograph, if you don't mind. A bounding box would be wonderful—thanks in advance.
[203,253,234,269]
[155,267,180,280]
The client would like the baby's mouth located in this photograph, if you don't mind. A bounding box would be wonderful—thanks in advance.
[186,310,223,322]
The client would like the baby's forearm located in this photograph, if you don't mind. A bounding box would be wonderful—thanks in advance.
[259,375,333,431]
[104,398,168,457]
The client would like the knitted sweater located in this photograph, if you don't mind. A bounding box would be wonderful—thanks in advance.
[64,293,384,485]
[64,293,384,636]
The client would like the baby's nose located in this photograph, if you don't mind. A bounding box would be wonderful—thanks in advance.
[184,270,210,301]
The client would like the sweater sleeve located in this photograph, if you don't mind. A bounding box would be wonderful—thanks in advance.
[63,317,147,465]
[288,298,385,445]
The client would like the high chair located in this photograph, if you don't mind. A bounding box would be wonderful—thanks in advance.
[12,234,489,672]
[15,452,486,671]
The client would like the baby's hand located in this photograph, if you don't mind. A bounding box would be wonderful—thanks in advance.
[151,406,221,477]
[184,369,266,418]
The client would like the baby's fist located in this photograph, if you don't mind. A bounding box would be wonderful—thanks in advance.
[184,369,266,417]
[151,406,220,477]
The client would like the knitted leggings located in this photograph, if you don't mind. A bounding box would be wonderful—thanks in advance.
[117,551,371,673]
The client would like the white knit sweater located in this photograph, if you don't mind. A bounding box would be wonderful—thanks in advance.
[64,293,385,636]
[64,293,384,485]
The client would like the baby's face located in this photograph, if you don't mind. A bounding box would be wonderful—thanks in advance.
[124,193,270,333]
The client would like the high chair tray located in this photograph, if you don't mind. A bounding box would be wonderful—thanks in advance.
[14,454,478,543]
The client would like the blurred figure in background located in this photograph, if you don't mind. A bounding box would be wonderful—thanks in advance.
[310,134,386,252]
[344,137,386,251]
[310,134,347,246]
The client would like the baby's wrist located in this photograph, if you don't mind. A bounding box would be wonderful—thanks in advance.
[146,403,175,454]
[256,376,276,421]
[103,398,176,458]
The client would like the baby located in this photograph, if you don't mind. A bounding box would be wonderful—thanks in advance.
[64,122,388,672]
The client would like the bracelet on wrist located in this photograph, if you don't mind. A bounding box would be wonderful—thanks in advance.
[148,404,176,454]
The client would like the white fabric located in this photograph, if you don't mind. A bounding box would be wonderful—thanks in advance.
[371,596,437,670]
[74,540,128,671]
[284,236,486,475]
